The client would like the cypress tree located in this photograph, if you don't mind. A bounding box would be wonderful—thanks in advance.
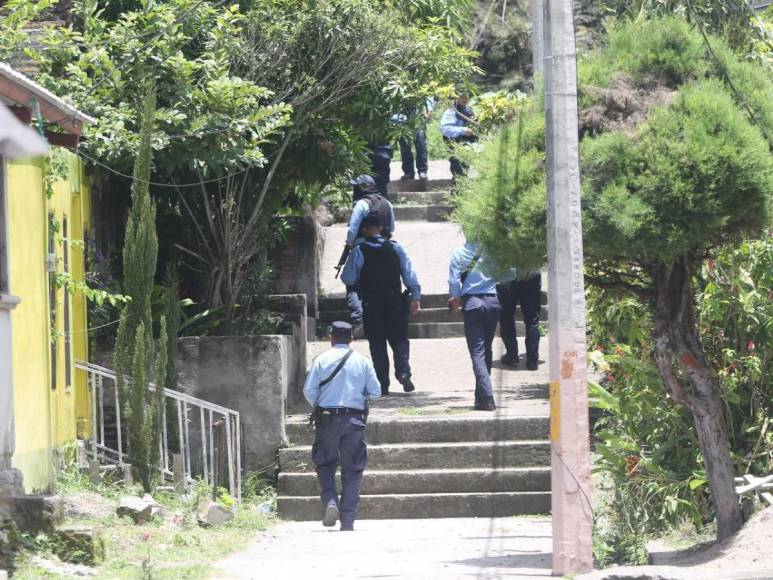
[114,81,168,493]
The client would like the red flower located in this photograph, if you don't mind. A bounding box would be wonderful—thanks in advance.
[141,532,151,542]
[747,340,755,352]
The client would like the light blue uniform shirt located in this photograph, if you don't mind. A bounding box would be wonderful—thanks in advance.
[303,345,381,410]
[448,242,517,298]
[346,197,396,246]
[440,107,470,139]
[341,236,421,301]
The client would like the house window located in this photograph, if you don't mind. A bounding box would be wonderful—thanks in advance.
[0,158,8,295]
[49,212,57,390]
[63,217,72,388]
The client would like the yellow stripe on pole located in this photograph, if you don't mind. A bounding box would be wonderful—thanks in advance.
[550,381,560,441]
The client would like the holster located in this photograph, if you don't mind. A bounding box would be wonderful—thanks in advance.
[308,406,334,430]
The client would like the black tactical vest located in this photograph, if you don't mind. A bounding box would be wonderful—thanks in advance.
[359,239,402,296]
[358,193,391,237]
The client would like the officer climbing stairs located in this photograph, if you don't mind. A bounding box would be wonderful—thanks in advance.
[278,160,552,520]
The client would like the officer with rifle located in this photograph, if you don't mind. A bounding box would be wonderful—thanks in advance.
[303,321,381,531]
[342,217,421,395]
[334,175,396,333]
[440,93,478,177]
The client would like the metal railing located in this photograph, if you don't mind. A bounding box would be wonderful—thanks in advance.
[75,361,242,500]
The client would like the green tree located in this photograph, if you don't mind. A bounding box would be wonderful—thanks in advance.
[114,83,168,493]
[454,16,773,540]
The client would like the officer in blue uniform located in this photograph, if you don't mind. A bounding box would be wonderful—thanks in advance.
[303,321,381,531]
[344,175,397,331]
[342,218,421,395]
[440,94,476,177]
[448,238,515,411]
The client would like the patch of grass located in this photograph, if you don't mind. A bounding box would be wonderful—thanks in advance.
[12,455,275,578]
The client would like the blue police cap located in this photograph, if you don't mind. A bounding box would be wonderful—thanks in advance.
[330,321,353,339]
[349,174,376,189]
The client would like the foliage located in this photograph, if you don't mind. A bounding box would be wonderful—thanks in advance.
[469,0,531,87]
[18,0,477,333]
[452,94,547,273]
[588,235,773,563]
[455,15,773,542]
[0,0,56,63]
[114,86,168,493]
[697,238,773,474]
[600,0,762,49]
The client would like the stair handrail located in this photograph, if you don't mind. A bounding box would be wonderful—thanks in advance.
[75,360,242,500]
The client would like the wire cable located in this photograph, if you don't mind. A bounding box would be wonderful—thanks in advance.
[75,149,251,188]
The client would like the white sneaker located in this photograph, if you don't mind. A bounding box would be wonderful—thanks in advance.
[418,172,428,180]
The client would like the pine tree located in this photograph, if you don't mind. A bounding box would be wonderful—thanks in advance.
[114,81,168,493]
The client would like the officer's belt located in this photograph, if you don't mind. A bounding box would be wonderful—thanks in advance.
[464,293,496,298]
[319,407,365,415]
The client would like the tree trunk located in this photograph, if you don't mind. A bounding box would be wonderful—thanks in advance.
[653,257,742,541]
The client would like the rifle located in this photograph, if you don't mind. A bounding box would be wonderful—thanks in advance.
[334,244,351,279]
[455,108,480,128]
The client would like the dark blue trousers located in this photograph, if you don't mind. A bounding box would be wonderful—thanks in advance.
[497,274,542,361]
[312,413,368,529]
[399,129,428,177]
[362,293,411,393]
[462,295,502,403]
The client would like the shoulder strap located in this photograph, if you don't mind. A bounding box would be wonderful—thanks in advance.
[319,349,355,388]
[461,248,483,283]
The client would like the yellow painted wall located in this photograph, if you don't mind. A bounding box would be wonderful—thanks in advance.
[6,152,91,493]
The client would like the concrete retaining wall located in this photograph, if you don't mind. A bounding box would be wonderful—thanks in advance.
[177,335,291,472]
[176,294,309,471]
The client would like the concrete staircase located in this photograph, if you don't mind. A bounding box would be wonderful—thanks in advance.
[278,161,551,522]
[277,415,551,520]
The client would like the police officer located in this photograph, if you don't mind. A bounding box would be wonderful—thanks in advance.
[303,321,381,531]
[440,94,476,177]
[448,237,515,411]
[497,271,542,370]
[344,175,397,331]
[342,218,421,395]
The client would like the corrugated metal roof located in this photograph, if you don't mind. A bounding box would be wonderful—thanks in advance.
[0,62,95,125]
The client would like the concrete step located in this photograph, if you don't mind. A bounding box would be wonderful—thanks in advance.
[393,204,452,222]
[388,178,453,194]
[318,306,548,325]
[279,440,550,473]
[278,466,551,496]
[392,191,449,205]
[286,415,549,446]
[318,292,549,312]
[277,491,551,520]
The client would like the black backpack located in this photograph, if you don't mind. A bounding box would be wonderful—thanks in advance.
[358,193,391,237]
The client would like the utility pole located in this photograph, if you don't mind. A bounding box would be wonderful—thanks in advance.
[531,0,544,73]
[542,0,593,575]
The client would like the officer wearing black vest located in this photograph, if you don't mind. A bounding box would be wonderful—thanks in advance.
[341,218,421,395]
[343,175,396,332]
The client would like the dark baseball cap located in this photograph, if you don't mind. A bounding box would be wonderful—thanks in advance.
[349,174,376,189]
[330,321,353,339]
